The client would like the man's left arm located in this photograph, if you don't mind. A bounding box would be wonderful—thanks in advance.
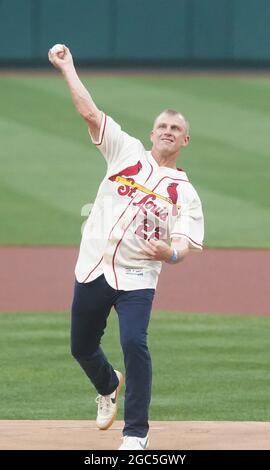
[142,237,189,264]
[142,186,204,263]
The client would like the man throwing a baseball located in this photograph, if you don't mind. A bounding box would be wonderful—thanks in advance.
[48,44,204,450]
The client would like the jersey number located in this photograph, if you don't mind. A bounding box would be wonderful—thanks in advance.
[135,218,166,241]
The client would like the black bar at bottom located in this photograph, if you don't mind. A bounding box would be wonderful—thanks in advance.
[0,450,269,466]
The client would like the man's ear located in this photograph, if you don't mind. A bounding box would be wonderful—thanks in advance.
[150,130,154,144]
[182,135,190,147]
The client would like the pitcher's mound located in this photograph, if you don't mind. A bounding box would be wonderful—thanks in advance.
[1,420,269,450]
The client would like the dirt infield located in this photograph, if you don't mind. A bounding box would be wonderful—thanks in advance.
[0,246,269,315]
[1,420,270,450]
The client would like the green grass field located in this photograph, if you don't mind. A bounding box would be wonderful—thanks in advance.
[1,75,270,247]
[1,311,269,421]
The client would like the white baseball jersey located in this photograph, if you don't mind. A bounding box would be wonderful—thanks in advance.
[75,113,204,290]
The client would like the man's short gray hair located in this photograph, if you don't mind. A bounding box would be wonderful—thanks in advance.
[155,109,190,135]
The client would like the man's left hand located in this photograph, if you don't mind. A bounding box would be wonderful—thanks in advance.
[142,239,172,262]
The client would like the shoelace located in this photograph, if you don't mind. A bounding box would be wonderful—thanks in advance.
[95,395,112,415]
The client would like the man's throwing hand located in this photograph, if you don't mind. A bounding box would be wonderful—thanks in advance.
[48,44,73,70]
[142,239,172,262]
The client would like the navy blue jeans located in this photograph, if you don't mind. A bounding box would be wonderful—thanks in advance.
[71,274,155,437]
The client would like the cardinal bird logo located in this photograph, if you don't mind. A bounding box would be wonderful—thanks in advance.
[167,183,179,216]
[109,161,142,182]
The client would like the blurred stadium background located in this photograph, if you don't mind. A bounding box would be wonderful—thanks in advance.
[0,0,269,429]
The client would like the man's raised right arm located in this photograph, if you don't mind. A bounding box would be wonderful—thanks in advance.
[48,45,102,142]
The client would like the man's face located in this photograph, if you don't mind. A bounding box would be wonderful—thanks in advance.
[150,112,190,156]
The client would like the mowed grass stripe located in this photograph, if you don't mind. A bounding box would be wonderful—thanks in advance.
[0,181,81,244]
[0,311,269,421]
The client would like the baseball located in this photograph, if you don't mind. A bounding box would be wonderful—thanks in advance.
[50,43,65,59]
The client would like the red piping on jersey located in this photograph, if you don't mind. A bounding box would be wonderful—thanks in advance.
[152,176,189,188]
[112,209,142,289]
[82,114,106,282]
[96,113,107,146]
[171,232,203,248]
[82,256,103,283]
[82,159,153,285]
[111,173,188,289]
[112,160,154,289]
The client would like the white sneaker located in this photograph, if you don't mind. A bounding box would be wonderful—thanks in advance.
[118,435,149,450]
[95,370,124,430]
